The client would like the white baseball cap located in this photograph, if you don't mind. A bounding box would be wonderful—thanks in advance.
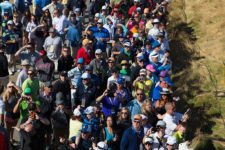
[73,108,81,116]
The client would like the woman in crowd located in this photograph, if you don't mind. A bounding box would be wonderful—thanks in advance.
[2,81,22,143]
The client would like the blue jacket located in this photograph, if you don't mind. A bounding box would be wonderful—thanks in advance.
[120,127,144,150]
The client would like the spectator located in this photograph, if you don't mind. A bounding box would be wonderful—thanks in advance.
[0,0,13,17]
[77,39,93,65]
[58,46,74,72]
[141,100,158,127]
[69,108,82,139]
[2,82,22,142]
[127,89,145,119]
[143,137,154,150]
[0,44,9,87]
[120,114,144,150]
[117,107,131,139]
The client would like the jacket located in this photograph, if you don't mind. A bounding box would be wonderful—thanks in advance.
[0,52,9,77]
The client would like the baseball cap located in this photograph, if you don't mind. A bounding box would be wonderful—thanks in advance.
[7,20,13,25]
[160,88,172,95]
[144,137,154,144]
[102,5,107,10]
[156,120,166,128]
[136,53,144,61]
[81,124,92,133]
[167,136,177,145]
[60,71,67,76]
[146,64,156,73]
[85,65,93,71]
[163,77,174,86]
[152,18,160,24]
[24,87,32,95]
[151,41,161,49]
[97,19,103,24]
[139,69,147,76]
[48,27,56,33]
[81,72,91,79]
[77,58,84,64]
[117,78,125,85]
[84,106,94,114]
[39,50,47,56]
[95,13,100,18]
[74,8,80,12]
[95,49,102,54]
[121,60,129,65]
[96,141,108,150]
[140,114,148,120]
[123,42,131,47]
[73,108,81,116]
[111,66,119,73]
[82,38,92,46]
[21,59,30,66]
[136,7,141,12]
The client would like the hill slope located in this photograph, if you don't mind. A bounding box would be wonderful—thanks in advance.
[168,0,225,149]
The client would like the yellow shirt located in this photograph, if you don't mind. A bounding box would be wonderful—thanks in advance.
[135,79,152,98]
[69,119,82,138]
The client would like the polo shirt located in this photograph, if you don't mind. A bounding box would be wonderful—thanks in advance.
[89,26,110,51]
[22,78,39,100]
[134,79,153,98]
[126,99,142,119]
[152,85,162,103]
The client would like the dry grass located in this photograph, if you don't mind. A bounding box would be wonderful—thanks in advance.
[168,0,225,149]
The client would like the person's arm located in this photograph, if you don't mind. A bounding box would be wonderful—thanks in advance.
[96,90,108,102]
[13,97,22,113]
[35,113,50,126]
[12,83,23,93]
[15,45,29,57]
[42,2,53,11]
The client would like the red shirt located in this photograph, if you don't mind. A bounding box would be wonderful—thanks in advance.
[128,5,137,17]
[76,47,92,65]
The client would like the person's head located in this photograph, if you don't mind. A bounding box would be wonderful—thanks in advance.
[72,108,81,120]
[13,12,19,22]
[133,0,140,6]
[106,116,114,127]
[159,88,171,102]
[101,5,107,14]
[82,39,92,49]
[106,16,113,25]
[134,13,140,22]
[5,82,15,94]
[144,137,153,150]
[61,46,70,56]
[44,9,50,17]
[31,14,36,22]
[81,73,91,85]
[156,120,166,135]
[116,78,125,90]
[27,68,35,79]
[116,26,123,34]
[151,52,159,64]
[7,20,14,30]
[3,11,9,19]
[111,67,119,78]
[21,59,30,70]
[85,65,93,74]
[132,114,142,130]
[136,53,144,67]
[139,69,147,80]
[81,125,92,139]
[165,102,175,115]
[24,87,32,98]
[166,136,177,150]
[49,27,56,38]
[152,18,160,28]
[97,19,103,29]
[118,107,130,120]
[59,71,67,81]
[152,41,161,52]
[85,106,94,120]
[143,8,150,16]
[74,8,81,15]
[77,58,84,69]
[94,13,100,22]
[136,89,144,102]
[178,123,187,134]
[118,34,124,42]
[107,57,115,68]
[43,82,53,94]
[95,49,102,60]
[146,64,155,77]
[145,40,151,49]
[141,100,152,114]
[123,42,131,51]
[160,79,169,88]
[53,9,60,17]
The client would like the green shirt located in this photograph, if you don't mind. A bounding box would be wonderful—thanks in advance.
[22,78,39,100]
[19,100,41,120]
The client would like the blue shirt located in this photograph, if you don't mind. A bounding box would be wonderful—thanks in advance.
[89,26,110,51]
[66,26,80,47]
[126,99,142,120]
[2,30,18,54]
[0,1,13,17]
[67,67,85,86]
[120,127,144,150]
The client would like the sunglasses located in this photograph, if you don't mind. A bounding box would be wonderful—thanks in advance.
[133,120,141,123]
[136,93,143,96]
[121,112,128,114]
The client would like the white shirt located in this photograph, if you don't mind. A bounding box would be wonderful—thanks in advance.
[163,112,183,136]
[150,132,165,150]
[52,15,66,35]
[148,27,160,40]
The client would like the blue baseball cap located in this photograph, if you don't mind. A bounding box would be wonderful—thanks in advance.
[81,125,92,133]
[151,40,161,49]
[163,77,174,86]
[77,58,84,64]
[117,78,124,85]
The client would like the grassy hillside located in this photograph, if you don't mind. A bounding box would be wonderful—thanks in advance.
[167,0,225,149]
